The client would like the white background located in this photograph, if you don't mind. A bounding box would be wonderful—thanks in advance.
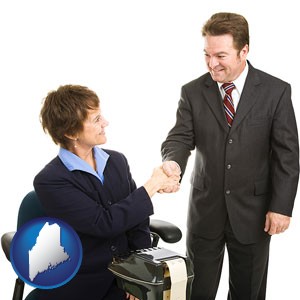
[1,0,299,299]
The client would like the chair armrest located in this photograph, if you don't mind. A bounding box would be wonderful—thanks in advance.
[1,231,15,261]
[149,219,182,245]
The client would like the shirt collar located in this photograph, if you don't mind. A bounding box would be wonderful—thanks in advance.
[217,61,249,95]
[58,147,109,183]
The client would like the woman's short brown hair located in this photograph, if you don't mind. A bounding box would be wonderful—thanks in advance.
[40,84,100,149]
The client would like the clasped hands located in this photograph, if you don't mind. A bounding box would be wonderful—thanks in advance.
[144,161,180,197]
[159,160,181,193]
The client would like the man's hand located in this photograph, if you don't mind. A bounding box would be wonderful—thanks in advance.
[264,211,291,235]
[144,166,180,197]
[162,161,181,176]
[160,161,181,193]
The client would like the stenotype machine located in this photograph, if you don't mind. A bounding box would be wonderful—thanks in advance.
[108,247,194,300]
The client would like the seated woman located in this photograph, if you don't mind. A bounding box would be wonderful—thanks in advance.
[33,84,179,300]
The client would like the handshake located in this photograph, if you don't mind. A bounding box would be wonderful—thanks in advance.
[143,161,181,198]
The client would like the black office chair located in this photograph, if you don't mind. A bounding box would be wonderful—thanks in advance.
[1,190,182,300]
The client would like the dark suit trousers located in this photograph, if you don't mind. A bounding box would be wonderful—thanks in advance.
[186,220,271,300]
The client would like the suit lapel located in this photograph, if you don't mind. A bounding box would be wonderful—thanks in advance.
[201,65,261,133]
[203,76,229,133]
[231,66,261,132]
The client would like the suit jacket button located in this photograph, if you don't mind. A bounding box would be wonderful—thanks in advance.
[225,190,231,195]
[111,245,117,252]
[226,164,232,170]
[228,139,233,144]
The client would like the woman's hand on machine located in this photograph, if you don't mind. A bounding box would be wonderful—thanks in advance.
[126,292,139,300]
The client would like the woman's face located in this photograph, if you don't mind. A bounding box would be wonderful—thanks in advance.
[76,107,109,149]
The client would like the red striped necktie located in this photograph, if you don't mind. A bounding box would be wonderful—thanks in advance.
[222,82,235,127]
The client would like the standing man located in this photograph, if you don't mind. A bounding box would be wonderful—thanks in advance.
[161,12,299,300]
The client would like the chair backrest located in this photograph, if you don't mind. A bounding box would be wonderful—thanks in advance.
[17,191,45,229]
[18,191,45,300]
[25,288,39,300]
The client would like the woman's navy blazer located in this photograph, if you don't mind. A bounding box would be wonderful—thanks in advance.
[33,149,154,300]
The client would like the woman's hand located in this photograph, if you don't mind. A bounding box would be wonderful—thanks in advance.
[126,292,139,300]
[143,166,180,197]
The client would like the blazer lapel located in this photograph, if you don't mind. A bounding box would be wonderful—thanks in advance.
[203,76,229,133]
[231,66,261,132]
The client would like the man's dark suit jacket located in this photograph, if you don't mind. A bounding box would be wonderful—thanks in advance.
[162,62,299,244]
[33,149,153,300]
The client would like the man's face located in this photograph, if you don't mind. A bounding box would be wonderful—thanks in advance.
[203,34,248,83]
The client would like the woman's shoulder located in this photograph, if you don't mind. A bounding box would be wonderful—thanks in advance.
[34,156,68,181]
[102,148,126,159]
[102,148,130,167]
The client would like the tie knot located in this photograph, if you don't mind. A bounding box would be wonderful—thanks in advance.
[222,82,235,95]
